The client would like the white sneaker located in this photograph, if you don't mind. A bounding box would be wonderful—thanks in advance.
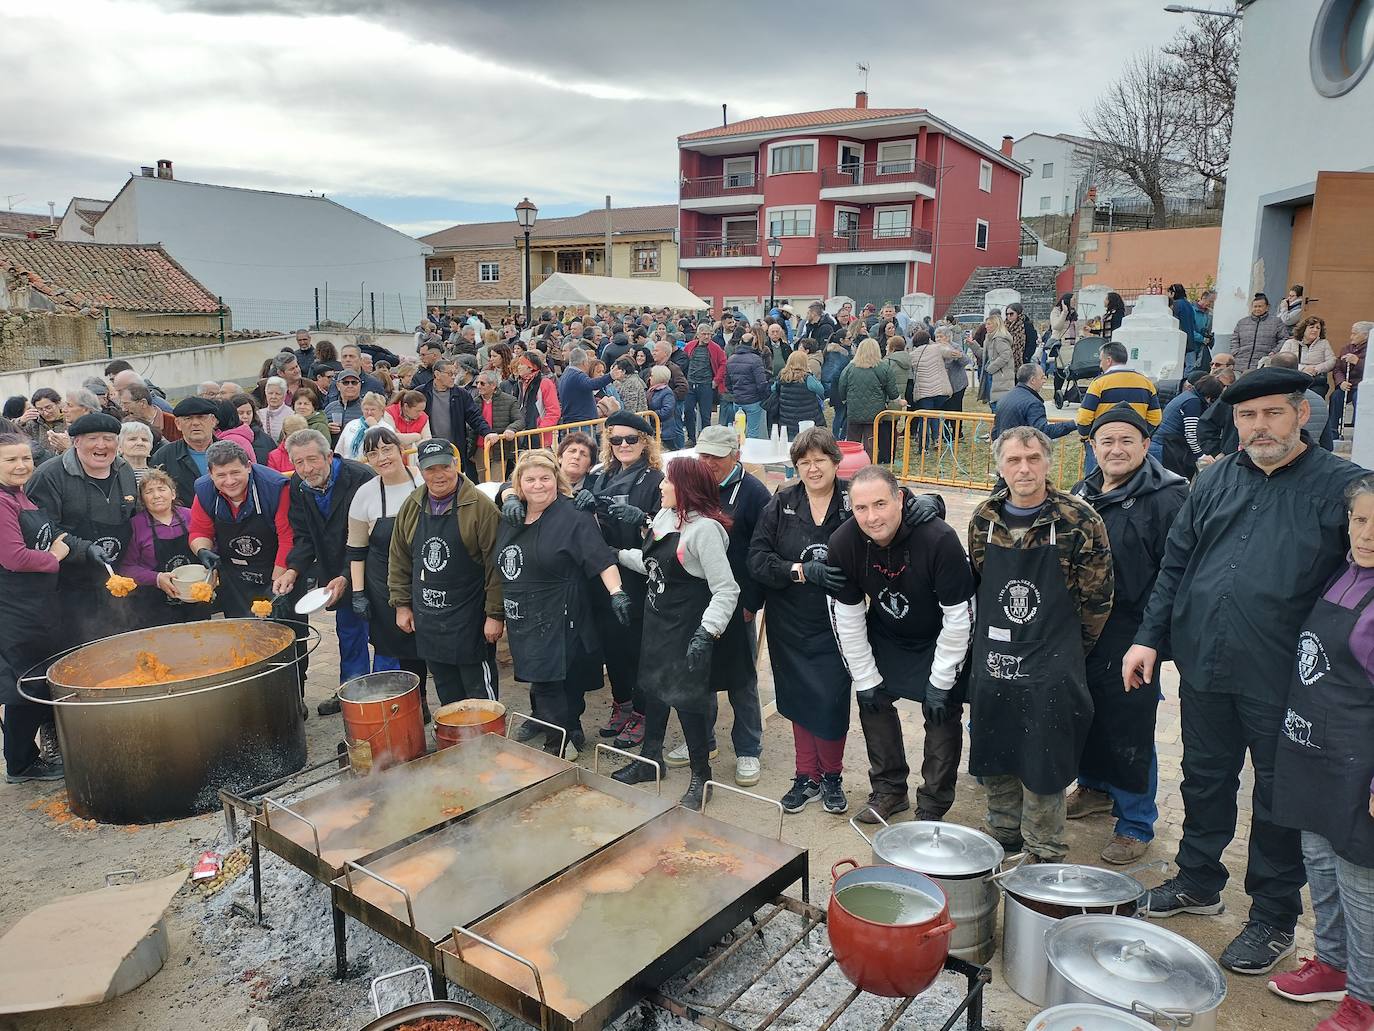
[666,741,719,767]
[563,740,580,762]
[735,756,761,787]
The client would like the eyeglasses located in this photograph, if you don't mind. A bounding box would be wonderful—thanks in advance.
[609,434,641,446]
[1211,360,1235,368]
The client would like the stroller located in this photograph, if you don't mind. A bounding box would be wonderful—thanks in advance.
[1054,333,1106,407]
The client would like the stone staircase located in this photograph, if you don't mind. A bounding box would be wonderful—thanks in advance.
[945,265,1063,322]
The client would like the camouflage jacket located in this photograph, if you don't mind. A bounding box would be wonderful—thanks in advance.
[968,486,1114,654]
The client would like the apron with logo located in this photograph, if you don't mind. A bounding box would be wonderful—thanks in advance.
[969,519,1093,795]
[1273,589,1374,867]
[637,528,713,712]
[0,502,60,705]
[61,478,136,641]
[213,480,278,618]
[496,517,577,684]
[136,510,210,626]
[864,538,949,706]
[410,499,489,671]
[364,477,418,661]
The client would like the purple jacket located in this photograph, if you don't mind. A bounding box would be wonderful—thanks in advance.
[1318,557,1374,794]
[0,486,60,575]
[118,507,193,587]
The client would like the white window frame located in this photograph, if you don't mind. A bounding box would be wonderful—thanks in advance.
[478,261,500,283]
[876,139,917,176]
[767,138,819,176]
[975,218,990,250]
[720,215,759,241]
[428,266,443,282]
[979,160,993,193]
[1039,196,1052,211]
[873,204,913,239]
[1041,161,1054,179]
[722,156,756,189]
[765,204,816,238]
[833,205,862,236]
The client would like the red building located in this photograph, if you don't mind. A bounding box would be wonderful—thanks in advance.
[678,92,1026,317]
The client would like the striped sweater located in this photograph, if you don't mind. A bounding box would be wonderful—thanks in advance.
[1076,365,1162,436]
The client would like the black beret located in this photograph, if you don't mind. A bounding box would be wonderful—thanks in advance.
[172,396,221,418]
[1090,402,1154,439]
[67,412,122,437]
[1220,367,1313,405]
[605,410,654,435]
[1185,370,1208,386]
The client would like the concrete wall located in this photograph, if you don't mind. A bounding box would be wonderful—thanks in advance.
[1015,135,1078,216]
[1078,227,1220,293]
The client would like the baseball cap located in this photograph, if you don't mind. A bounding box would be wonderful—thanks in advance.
[416,438,457,469]
[338,370,362,383]
[696,425,741,457]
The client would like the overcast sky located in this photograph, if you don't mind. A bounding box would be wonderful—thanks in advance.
[6,0,1188,237]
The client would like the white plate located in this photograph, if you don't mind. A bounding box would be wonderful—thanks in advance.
[293,586,333,615]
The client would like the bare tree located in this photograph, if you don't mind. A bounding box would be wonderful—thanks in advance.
[1082,52,1192,226]
[1163,14,1240,203]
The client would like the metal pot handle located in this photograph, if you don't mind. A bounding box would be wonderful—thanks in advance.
[848,807,889,845]
[370,963,434,1017]
[505,711,567,759]
[104,869,140,886]
[594,743,660,795]
[701,780,786,838]
[831,858,860,882]
[1132,1000,1192,1028]
[1121,859,1170,878]
[451,925,548,1031]
[987,851,1032,884]
[343,860,418,930]
[261,797,322,859]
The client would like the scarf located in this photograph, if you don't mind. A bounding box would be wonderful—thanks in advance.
[1008,313,1028,369]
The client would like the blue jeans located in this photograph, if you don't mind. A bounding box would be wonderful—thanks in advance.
[831,401,847,439]
[718,399,737,429]
[740,402,767,439]
[1079,748,1159,843]
[1303,830,1374,1003]
[661,424,686,450]
[335,605,372,683]
[1082,440,1099,474]
[685,382,716,442]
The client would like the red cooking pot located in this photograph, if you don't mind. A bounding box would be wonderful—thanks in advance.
[828,858,956,997]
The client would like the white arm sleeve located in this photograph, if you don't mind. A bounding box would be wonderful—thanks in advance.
[929,598,974,693]
[617,548,646,575]
[828,598,883,692]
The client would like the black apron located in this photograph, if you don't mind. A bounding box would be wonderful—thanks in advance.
[498,517,578,683]
[709,475,757,695]
[638,528,713,712]
[968,519,1093,795]
[61,477,135,641]
[364,478,418,660]
[1273,589,1374,866]
[213,480,278,618]
[1079,619,1159,794]
[411,498,489,670]
[0,501,60,705]
[133,511,210,626]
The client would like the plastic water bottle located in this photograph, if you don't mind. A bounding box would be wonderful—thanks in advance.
[734,409,746,447]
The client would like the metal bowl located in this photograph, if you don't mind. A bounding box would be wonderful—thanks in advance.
[358,1000,495,1031]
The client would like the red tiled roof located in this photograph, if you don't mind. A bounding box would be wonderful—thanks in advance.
[0,210,53,237]
[421,203,678,249]
[679,107,926,142]
[0,240,220,314]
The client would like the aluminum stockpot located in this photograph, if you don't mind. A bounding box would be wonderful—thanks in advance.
[851,810,1006,964]
[33,619,308,824]
[1026,1003,1161,1031]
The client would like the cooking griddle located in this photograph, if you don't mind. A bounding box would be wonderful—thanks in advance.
[437,801,808,1031]
[252,734,568,886]
[329,766,677,975]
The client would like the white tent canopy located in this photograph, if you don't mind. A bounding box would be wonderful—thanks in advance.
[530,273,708,315]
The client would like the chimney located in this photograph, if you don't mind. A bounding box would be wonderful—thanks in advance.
[1000,135,1014,157]
[855,90,869,109]
[156,159,174,180]
[140,166,154,177]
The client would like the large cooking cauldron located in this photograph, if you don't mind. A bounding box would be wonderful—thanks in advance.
[22,619,310,823]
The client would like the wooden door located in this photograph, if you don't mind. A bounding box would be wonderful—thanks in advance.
[1306,172,1374,354]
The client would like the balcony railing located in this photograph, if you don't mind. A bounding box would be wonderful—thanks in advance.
[680,173,761,200]
[680,234,761,259]
[817,227,933,253]
[820,158,938,190]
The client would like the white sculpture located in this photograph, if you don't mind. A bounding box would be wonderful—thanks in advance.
[1113,294,1186,382]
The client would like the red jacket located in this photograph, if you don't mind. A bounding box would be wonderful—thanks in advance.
[685,339,727,392]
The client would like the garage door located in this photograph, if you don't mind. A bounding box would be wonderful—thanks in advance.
[834,264,907,312]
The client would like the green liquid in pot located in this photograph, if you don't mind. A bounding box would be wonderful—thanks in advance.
[835,882,943,925]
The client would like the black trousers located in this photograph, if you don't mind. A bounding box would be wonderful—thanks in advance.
[1175,683,1304,931]
[2,700,51,775]
[857,689,963,817]
[397,658,430,716]
[641,699,713,773]
[429,654,498,706]
[601,611,646,713]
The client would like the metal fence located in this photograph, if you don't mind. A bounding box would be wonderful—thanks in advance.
[226,289,426,335]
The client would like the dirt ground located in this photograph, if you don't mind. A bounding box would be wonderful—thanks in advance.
[0,486,1323,1031]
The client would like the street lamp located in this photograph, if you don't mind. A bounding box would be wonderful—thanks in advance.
[766,236,783,313]
[514,197,538,323]
[1163,4,1242,17]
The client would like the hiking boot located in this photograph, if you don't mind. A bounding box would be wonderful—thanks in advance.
[853,794,910,824]
[1220,920,1296,975]
[735,756,760,787]
[1066,785,1113,820]
[613,712,645,749]
[38,723,61,763]
[5,758,65,784]
[1100,835,1149,865]
[666,740,719,768]
[1316,996,1374,1031]
[781,775,820,813]
[1145,876,1225,919]
[512,717,543,743]
[598,700,632,738]
[820,773,848,814]
[317,696,342,716]
[1268,957,1347,1003]
[680,766,711,811]
[612,753,661,787]
[915,809,947,822]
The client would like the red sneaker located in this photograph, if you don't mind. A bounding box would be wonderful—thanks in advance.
[613,712,645,749]
[1316,996,1374,1031]
[1268,957,1347,1003]
[598,700,632,738]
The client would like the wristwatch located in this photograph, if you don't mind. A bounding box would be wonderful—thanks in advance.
[791,563,805,584]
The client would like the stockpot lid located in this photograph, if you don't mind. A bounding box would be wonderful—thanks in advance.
[998,863,1143,907]
[1045,915,1226,1016]
[1025,1003,1160,1031]
[872,820,1004,877]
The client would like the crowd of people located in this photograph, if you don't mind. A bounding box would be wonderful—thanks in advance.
[0,292,1371,1031]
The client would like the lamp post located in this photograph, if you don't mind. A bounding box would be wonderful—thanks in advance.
[766,236,783,313]
[1162,4,1241,17]
[514,197,538,323]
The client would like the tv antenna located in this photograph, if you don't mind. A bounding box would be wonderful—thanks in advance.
[856,62,870,91]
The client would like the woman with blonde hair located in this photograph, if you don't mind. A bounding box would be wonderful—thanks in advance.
[772,348,826,436]
[836,338,901,460]
[975,312,1015,412]
[334,391,393,459]
[496,448,632,757]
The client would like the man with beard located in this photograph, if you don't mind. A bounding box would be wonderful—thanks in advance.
[1124,367,1367,975]
[1069,404,1188,864]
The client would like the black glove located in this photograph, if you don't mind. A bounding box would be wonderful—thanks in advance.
[500,495,526,528]
[608,500,647,528]
[609,590,633,626]
[800,560,846,593]
[87,540,116,565]
[855,686,887,712]
[902,490,945,527]
[572,488,597,512]
[686,627,715,672]
[196,547,220,571]
[922,685,952,727]
[351,592,370,620]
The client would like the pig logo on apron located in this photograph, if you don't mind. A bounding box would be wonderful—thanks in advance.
[422,537,451,573]
[1283,707,1320,749]
[800,543,828,563]
[420,587,447,608]
[986,651,1029,680]
[94,534,123,560]
[1297,631,1329,687]
[999,579,1040,625]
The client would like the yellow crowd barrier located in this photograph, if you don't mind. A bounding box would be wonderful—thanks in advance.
[479,410,661,482]
[868,409,1085,491]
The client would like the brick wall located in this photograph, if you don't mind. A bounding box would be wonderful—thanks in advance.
[429,247,524,303]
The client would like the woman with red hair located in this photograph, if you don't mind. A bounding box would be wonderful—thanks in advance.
[611,456,739,808]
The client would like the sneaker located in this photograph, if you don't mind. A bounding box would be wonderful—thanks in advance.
[612,712,645,749]
[1268,957,1347,1003]
[38,723,61,763]
[780,775,820,813]
[666,740,719,768]
[1066,786,1113,820]
[5,758,65,784]
[1316,996,1374,1031]
[1145,876,1225,919]
[1100,835,1149,865]
[317,696,342,716]
[1220,920,1296,975]
[512,717,543,743]
[853,794,911,824]
[598,700,632,738]
[735,756,760,787]
[562,739,580,762]
[820,774,848,814]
